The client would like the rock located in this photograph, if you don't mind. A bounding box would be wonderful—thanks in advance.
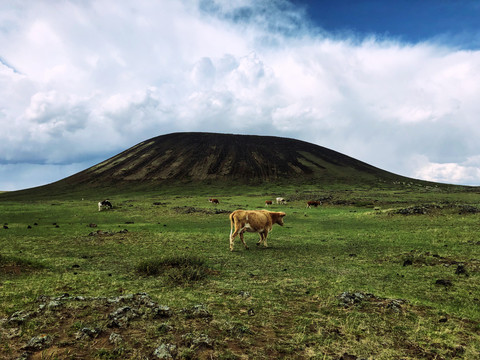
[108,306,140,327]
[238,291,251,298]
[109,332,124,346]
[23,334,52,350]
[153,343,177,359]
[182,333,215,349]
[8,310,32,325]
[47,300,62,309]
[75,327,100,340]
[386,299,406,313]
[152,305,172,318]
[182,304,211,319]
[338,292,375,306]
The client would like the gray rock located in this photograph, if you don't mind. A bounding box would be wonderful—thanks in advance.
[153,343,177,359]
[109,332,124,346]
[8,310,32,324]
[152,305,172,318]
[75,327,100,340]
[23,334,52,350]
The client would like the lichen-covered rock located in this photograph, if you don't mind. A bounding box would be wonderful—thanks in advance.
[23,334,52,350]
[153,343,177,359]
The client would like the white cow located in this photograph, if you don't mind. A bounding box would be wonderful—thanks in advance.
[276,197,286,204]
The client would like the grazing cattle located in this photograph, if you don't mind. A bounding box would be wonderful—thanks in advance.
[276,197,286,204]
[229,210,286,251]
[98,200,113,211]
[209,198,219,204]
[306,200,322,208]
[265,200,273,206]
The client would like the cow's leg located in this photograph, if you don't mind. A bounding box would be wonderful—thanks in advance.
[256,232,264,246]
[230,223,248,251]
[230,225,239,251]
[239,230,249,250]
[262,231,269,247]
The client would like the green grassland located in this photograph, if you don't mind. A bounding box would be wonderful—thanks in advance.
[1,184,480,359]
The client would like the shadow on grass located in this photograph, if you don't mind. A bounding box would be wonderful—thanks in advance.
[0,254,45,275]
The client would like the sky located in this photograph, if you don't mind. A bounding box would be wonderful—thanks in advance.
[1,0,480,191]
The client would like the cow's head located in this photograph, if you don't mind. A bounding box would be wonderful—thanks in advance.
[276,212,286,226]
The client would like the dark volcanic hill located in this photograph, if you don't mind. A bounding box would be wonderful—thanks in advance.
[57,132,411,187]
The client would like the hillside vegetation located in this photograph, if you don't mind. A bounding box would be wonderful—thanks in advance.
[1,182,479,359]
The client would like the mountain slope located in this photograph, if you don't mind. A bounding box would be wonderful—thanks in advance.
[58,132,409,186]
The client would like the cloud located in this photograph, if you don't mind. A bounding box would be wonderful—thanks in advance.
[1,0,480,189]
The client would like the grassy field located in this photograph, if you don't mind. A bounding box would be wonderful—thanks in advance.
[1,184,479,359]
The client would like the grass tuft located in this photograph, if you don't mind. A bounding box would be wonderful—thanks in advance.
[136,255,210,285]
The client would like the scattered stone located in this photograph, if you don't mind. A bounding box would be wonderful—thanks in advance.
[47,300,62,309]
[182,332,215,349]
[88,229,129,237]
[385,299,406,313]
[338,292,375,306]
[108,306,140,327]
[8,310,32,325]
[23,334,52,350]
[152,305,172,318]
[27,225,32,229]
[109,332,124,346]
[181,304,211,319]
[75,327,100,340]
[238,291,251,298]
[153,343,177,359]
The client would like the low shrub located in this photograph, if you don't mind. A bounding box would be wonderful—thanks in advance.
[136,255,209,285]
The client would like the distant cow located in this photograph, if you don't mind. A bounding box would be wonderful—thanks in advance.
[209,198,219,204]
[265,200,273,206]
[229,210,286,251]
[98,200,113,211]
[276,197,286,204]
[306,201,322,208]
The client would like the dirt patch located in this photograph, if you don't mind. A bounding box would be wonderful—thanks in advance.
[0,255,44,276]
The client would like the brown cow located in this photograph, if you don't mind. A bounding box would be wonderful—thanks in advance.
[229,210,286,251]
[209,198,219,204]
[306,200,321,208]
[265,200,273,206]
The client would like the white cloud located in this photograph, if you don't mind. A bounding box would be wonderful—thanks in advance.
[1,0,480,189]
